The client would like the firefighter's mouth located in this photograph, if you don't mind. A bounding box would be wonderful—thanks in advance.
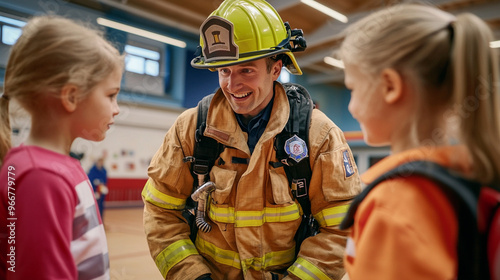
[232,92,252,99]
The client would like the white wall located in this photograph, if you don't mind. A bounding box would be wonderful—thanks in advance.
[9,100,183,179]
[73,102,182,178]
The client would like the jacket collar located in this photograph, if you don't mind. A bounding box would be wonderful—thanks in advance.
[204,82,289,154]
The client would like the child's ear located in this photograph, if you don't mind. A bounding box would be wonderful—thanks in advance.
[380,68,403,104]
[61,84,79,112]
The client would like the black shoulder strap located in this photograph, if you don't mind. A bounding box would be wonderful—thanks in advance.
[185,93,224,186]
[274,82,314,216]
[340,160,487,280]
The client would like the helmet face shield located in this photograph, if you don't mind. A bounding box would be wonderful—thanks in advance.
[191,0,305,75]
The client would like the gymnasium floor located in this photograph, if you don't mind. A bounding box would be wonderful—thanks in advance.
[104,207,164,280]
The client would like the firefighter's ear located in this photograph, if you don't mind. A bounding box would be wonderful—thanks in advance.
[380,68,403,104]
[271,59,283,81]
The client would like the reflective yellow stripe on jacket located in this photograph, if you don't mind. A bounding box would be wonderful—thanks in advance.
[314,204,350,227]
[209,203,301,226]
[196,237,296,274]
[288,257,331,280]
[155,239,198,278]
[142,178,186,210]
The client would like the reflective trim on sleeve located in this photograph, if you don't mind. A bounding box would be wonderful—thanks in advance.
[208,204,300,227]
[142,178,186,210]
[196,236,295,274]
[155,239,198,278]
[314,204,350,227]
[287,257,331,280]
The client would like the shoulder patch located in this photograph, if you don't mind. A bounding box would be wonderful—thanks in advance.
[342,149,355,178]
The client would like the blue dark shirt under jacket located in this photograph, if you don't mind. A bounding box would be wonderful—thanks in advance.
[235,96,274,154]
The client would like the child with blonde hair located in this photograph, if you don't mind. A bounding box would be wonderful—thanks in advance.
[0,15,124,279]
[338,3,499,280]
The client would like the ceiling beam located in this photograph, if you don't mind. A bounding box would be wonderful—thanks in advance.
[136,0,207,23]
[267,0,301,11]
[95,0,199,34]
[304,0,500,50]
[446,1,500,20]
[296,47,337,67]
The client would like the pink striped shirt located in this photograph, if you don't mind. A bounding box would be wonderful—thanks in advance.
[1,146,109,279]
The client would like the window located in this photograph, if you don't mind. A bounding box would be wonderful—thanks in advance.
[122,39,168,97]
[124,44,161,77]
[0,15,25,46]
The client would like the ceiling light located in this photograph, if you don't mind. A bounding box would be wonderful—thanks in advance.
[300,0,348,23]
[97,17,186,48]
[324,57,344,69]
[491,40,500,48]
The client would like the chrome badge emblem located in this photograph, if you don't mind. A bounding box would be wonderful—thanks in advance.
[284,135,308,163]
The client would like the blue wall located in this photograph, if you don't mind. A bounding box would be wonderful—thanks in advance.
[0,0,362,135]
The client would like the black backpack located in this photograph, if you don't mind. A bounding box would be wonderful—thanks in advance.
[183,82,318,254]
[340,160,500,280]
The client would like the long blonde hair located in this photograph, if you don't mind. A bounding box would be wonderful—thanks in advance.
[0,15,124,166]
[340,4,500,184]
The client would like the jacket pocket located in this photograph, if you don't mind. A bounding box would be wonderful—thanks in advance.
[210,166,236,204]
[269,168,293,204]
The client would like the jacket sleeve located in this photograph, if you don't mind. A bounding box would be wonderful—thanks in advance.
[286,109,362,280]
[142,109,212,280]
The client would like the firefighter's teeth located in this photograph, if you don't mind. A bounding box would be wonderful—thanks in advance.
[233,92,250,98]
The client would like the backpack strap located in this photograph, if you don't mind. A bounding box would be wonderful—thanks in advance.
[182,93,224,243]
[273,82,314,216]
[340,160,487,280]
[184,93,225,186]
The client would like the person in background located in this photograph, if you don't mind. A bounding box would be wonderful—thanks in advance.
[142,0,361,279]
[88,157,109,220]
[338,3,499,280]
[0,15,123,279]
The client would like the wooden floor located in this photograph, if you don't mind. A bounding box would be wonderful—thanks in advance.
[104,207,164,280]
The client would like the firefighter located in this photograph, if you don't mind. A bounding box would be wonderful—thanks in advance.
[142,0,361,279]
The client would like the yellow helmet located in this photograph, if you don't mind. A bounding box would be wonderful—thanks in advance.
[191,0,306,75]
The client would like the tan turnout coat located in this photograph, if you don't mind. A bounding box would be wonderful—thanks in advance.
[143,83,361,280]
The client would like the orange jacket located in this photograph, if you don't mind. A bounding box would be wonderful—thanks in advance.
[344,146,472,280]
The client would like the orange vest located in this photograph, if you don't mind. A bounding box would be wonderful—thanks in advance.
[345,146,472,280]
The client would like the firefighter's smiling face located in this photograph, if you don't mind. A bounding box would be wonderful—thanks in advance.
[218,58,282,123]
